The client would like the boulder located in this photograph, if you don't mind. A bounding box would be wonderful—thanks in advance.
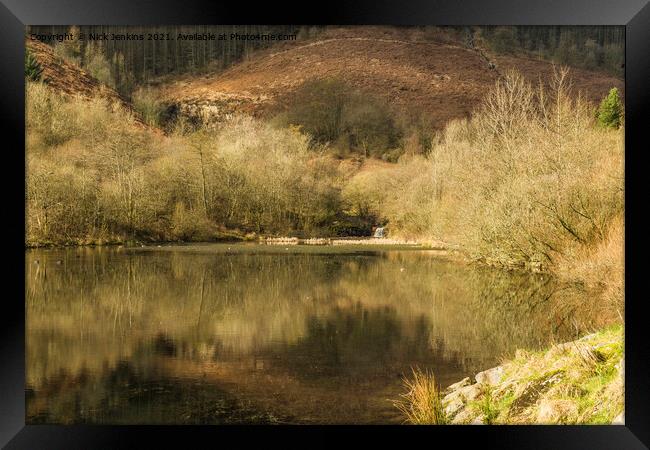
[444,396,465,418]
[445,377,471,394]
[442,382,482,418]
[468,383,484,400]
[475,366,504,386]
[450,408,475,424]
[452,383,483,402]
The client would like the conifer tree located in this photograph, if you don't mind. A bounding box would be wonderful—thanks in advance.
[596,88,623,129]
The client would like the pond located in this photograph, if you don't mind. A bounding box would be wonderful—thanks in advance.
[25,243,612,424]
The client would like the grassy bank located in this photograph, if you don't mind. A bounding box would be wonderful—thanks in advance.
[396,324,624,425]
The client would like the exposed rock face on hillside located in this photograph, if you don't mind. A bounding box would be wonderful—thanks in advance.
[156,26,624,128]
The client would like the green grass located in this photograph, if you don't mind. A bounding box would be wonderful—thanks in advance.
[477,386,499,424]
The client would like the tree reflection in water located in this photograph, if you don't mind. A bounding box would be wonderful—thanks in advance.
[26,244,614,424]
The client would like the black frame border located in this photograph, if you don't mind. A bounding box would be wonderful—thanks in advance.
[1,0,648,448]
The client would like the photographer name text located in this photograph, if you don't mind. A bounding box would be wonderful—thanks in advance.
[30,32,298,42]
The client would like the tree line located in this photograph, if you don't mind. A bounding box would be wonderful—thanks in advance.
[27,25,301,97]
[27,25,624,98]
[475,26,624,76]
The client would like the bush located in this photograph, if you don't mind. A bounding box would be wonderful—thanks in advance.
[83,43,115,88]
[132,87,166,127]
[26,82,77,147]
[170,202,217,241]
[596,88,623,129]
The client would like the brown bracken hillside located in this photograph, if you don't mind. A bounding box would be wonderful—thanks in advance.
[155,26,624,128]
[26,38,146,125]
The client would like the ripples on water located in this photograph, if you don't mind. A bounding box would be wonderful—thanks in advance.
[25,244,613,424]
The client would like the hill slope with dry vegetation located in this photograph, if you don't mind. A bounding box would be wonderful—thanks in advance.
[154,26,623,128]
[27,39,117,101]
[26,39,147,127]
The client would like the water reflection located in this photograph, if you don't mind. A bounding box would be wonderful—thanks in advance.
[26,244,614,424]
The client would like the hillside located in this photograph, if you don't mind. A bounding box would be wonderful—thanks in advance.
[25,39,146,126]
[155,26,623,128]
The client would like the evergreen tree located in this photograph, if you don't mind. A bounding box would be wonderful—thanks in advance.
[596,88,623,129]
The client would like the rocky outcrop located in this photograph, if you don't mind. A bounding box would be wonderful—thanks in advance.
[161,92,268,128]
[439,326,624,425]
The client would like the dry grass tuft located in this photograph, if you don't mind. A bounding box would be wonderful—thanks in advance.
[394,368,448,424]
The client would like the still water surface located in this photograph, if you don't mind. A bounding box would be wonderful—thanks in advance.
[26,244,609,424]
